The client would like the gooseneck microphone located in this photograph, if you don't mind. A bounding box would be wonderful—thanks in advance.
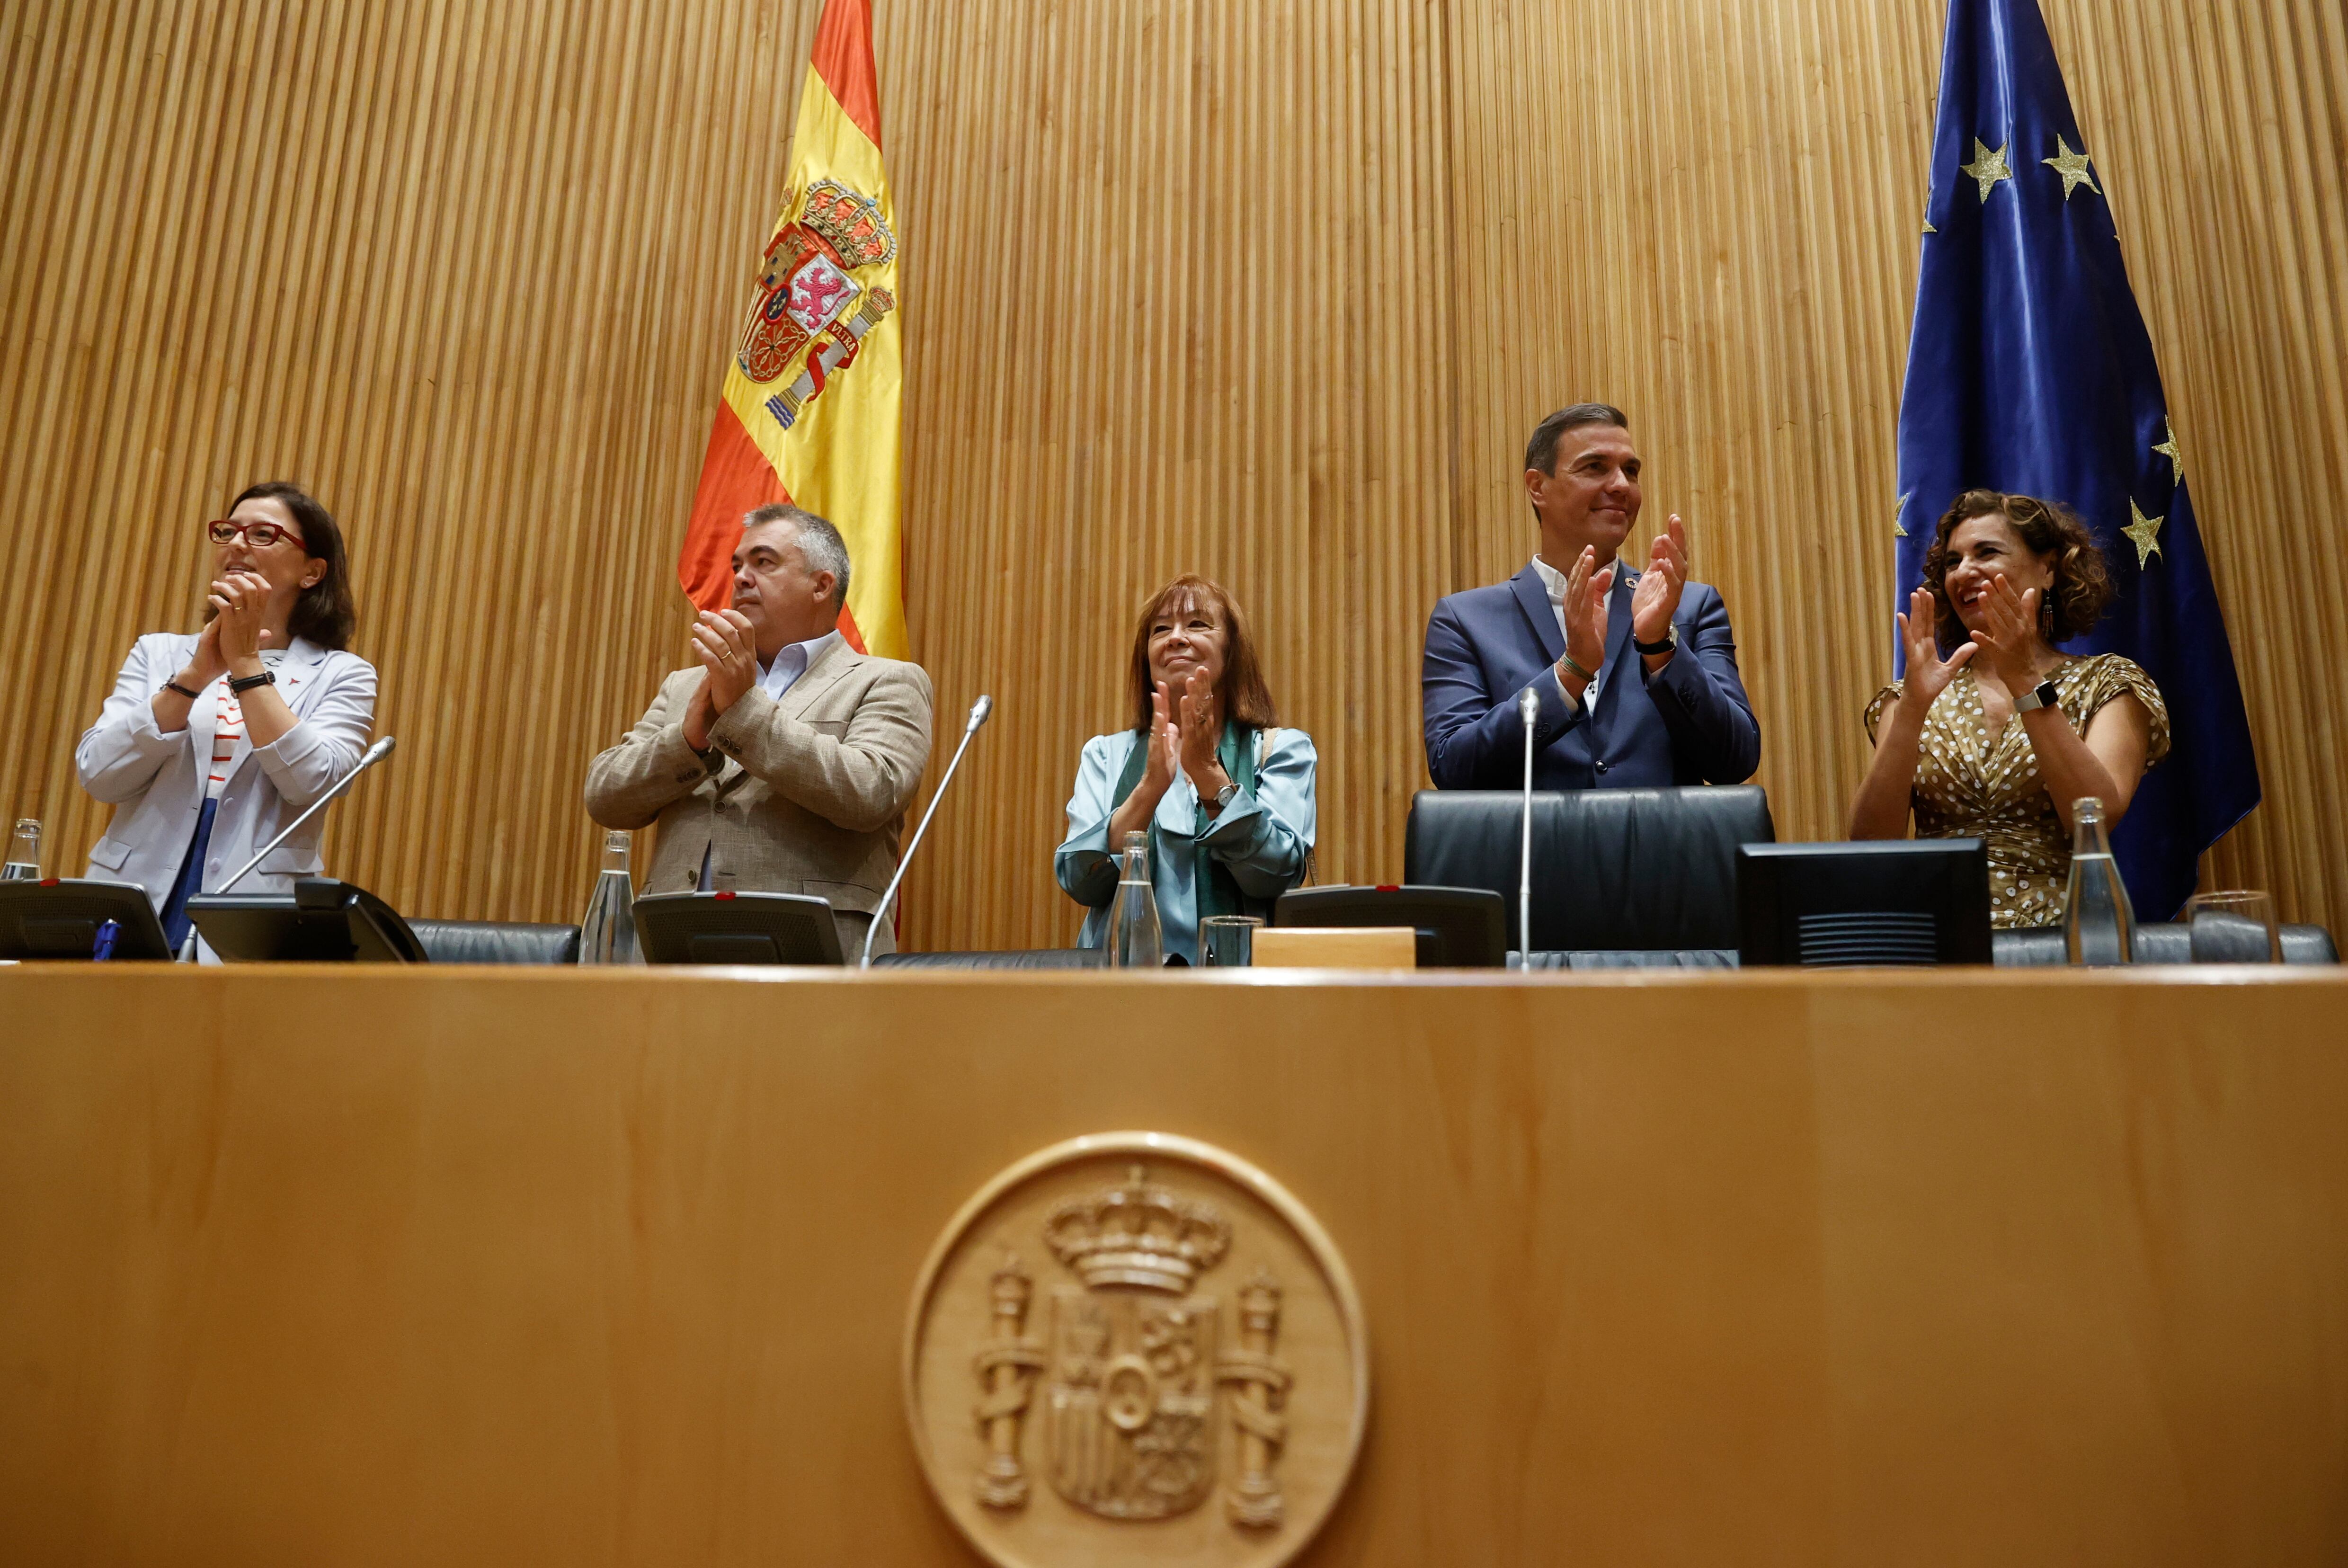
[862,696,994,969]
[1519,686,1539,970]
[217,735,398,896]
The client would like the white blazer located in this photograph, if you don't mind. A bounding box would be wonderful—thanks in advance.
[76,633,379,906]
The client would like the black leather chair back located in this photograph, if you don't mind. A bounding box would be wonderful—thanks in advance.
[408,919,582,965]
[1405,787,1775,952]
[872,948,1109,970]
[1993,922,2338,966]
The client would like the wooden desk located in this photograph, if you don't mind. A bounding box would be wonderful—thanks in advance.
[4,964,2345,1565]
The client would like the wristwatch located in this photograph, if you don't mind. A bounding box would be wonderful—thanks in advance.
[1633,624,1679,657]
[228,669,276,695]
[2013,678,2061,713]
[1213,782,1240,813]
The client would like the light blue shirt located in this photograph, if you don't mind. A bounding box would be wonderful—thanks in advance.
[1055,727,1318,962]
[759,629,843,701]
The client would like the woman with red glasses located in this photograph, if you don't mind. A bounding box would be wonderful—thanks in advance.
[75,481,375,958]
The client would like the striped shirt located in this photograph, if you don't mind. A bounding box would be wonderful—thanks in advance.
[205,650,287,799]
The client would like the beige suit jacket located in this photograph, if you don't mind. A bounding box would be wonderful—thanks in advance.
[583,638,935,958]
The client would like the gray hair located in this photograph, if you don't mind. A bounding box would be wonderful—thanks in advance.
[742,503,851,608]
[1524,402,1630,478]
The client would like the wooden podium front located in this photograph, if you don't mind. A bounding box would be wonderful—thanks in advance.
[4,963,2346,1565]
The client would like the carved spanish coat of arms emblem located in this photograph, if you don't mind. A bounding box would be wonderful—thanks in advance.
[735,177,898,431]
[907,1136,1366,1568]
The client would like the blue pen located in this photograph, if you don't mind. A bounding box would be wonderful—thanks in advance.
[92,918,120,962]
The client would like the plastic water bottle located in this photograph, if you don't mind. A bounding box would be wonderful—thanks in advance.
[578,829,642,964]
[2,817,39,880]
[2063,797,2135,966]
[1107,831,1162,969]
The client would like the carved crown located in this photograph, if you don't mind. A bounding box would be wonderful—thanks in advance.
[1044,1166,1231,1294]
[800,178,897,269]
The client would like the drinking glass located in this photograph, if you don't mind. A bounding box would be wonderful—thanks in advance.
[1,818,39,881]
[1200,915,1263,968]
[2183,890,2281,964]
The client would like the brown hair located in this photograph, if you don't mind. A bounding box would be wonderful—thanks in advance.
[1920,489,2114,648]
[1124,575,1279,734]
[224,481,358,650]
[1524,402,1630,478]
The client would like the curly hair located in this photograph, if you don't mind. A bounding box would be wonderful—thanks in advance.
[1920,490,2114,649]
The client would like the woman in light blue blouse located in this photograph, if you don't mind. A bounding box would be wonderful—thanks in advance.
[1056,575,1317,962]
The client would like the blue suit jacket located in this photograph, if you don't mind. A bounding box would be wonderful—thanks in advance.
[1422,563,1761,791]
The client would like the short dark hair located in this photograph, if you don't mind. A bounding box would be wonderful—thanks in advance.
[228,481,357,650]
[1524,402,1630,478]
[742,503,851,608]
[1921,489,2116,647]
[1126,576,1279,734]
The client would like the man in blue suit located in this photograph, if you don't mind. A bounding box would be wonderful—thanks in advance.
[1423,403,1760,790]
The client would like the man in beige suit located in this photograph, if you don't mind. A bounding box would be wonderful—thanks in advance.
[585,504,934,958]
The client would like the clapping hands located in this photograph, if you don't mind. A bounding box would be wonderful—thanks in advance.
[1138,668,1229,804]
[207,569,276,669]
[1558,546,1612,682]
[1895,587,1976,708]
[1960,572,2046,692]
[683,608,758,750]
[1629,514,1690,654]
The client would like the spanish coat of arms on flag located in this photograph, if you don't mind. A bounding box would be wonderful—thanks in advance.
[678,0,906,660]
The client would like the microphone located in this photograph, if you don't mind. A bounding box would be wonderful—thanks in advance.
[861,696,994,968]
[216,735,398,896]
[1519,686,1539,969]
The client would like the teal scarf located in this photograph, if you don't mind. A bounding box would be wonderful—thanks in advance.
[1111,722,1262,925]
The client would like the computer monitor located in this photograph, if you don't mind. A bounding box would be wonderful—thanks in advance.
[633,891,845,966]
[1736,839,1992,966]
[187,879,429,962]
[0,880,176,961]
[1272,885,1509,969]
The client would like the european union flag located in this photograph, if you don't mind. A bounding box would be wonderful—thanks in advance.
[1894,0,2259,919]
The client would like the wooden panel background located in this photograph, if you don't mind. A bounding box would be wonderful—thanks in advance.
[1,0,2343,947]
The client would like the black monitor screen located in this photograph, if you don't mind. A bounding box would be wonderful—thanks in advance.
[1736,840,1992,967]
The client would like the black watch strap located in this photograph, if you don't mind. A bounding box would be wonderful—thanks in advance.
[162,678,203,700]
[228,669,276,695]
[1632,625,1678,657]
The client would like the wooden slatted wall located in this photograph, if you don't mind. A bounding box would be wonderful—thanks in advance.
[2,0,2343,951]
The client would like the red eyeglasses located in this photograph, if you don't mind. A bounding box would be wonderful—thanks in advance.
[205,519,307,550]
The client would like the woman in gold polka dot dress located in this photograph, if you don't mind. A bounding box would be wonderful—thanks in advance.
[1850,490,2170,929]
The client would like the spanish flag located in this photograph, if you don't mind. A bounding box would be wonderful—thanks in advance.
[678,0,905,659]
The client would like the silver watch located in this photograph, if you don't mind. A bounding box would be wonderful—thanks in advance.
[2014,678,2060,713]
[1214,782,1240,811]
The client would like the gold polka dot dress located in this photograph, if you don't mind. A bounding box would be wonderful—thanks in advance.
[1865,654,2171,929]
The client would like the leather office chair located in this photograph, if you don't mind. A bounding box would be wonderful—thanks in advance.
[407,919,583,965]
[871,948,1109,970]
[1405,787,1774,968]
[1993,923,2338,966]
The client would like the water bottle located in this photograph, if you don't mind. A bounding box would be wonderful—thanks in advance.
[2063,797,2135,965]
[1106,830,1162,969]
[578,829,643,964]
[2,817,40,880]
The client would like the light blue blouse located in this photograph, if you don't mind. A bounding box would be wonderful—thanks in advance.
[1055,727,1318,962]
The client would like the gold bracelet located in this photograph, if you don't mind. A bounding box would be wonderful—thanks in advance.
[1559,652,1597,686]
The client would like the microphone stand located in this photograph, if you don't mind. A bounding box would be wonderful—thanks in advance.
[180,736,399,960]
[1519,686,1539,971]
[861,696,993,969]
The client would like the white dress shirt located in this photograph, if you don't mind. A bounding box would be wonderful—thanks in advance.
[1530,552,1628,711]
